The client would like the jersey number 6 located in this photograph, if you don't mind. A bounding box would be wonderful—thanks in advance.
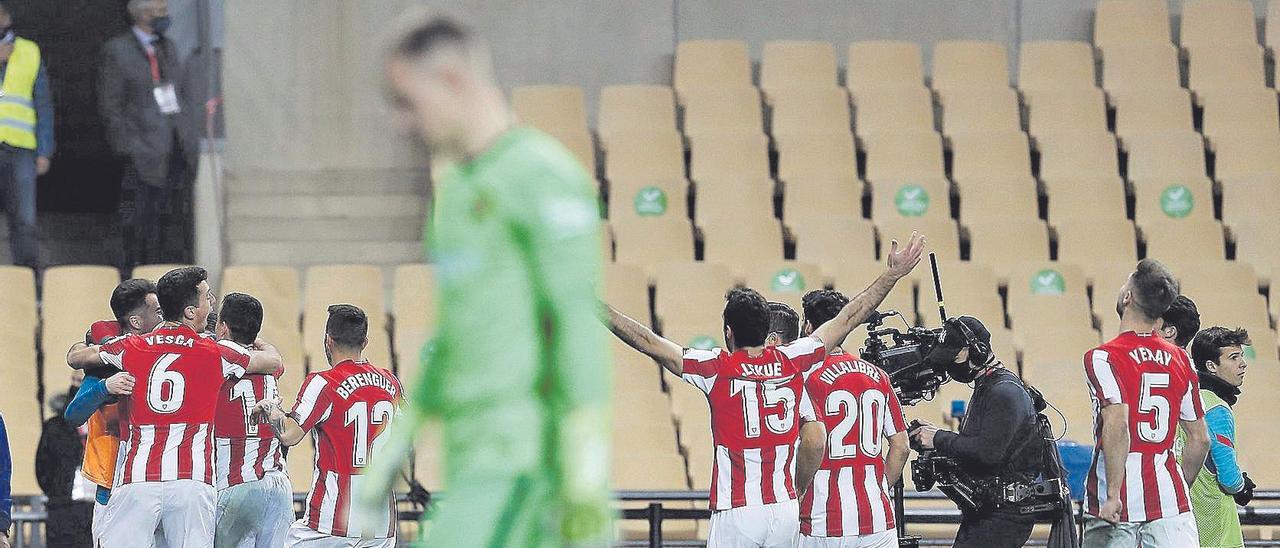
[147,353,186,414]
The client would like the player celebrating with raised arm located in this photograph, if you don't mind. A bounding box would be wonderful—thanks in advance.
[212,293,293,548]
[602,233,925,547]
[798,290,909,548]
[252,305,403,548]
[1082,259,1210,547]
[66,267,284,548]
[355,11,612,548]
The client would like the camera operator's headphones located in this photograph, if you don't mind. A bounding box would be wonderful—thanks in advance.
[946,316,991,365]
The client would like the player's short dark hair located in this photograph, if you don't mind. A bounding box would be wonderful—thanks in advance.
[1129,259,1179,321]
[110,278,156,323]
[156,267,207,321]
[1161,295,1201,348]
[390,15,472,60]
[802,289,850,332]
[219,293,263,346]
[326,304,368,349]
[723,288,770,348]
[767,302,800,344]
[1190,327,1251,372]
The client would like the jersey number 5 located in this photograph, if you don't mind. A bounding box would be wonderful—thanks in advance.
[1138,372,1171,443]
[345,401,396,468]
[826,389,887,458]
[147,353,185,414]
[731,379,795,438]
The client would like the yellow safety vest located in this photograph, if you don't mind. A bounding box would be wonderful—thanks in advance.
[0,37,39,150]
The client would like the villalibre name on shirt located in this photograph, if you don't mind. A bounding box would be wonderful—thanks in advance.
[335,371,399,400]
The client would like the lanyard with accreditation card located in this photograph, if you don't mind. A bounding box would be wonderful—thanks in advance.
[146,43,181,115]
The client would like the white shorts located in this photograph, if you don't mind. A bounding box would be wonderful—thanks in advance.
[283,522,396,548]
[215,470,294,548]
[799,529,897,548]
[1082,512,1199,548]
[96,479,216,548]
[708,500,799,548]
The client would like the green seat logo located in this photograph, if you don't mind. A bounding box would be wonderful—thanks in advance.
[633,186,668,217]
[770,268,805,293]
[1159,184,1193,219]
[1030,269,1066,296]
[689,335,718,350]
[894,184,930,217]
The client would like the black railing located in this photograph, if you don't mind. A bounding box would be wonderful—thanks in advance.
[10,491,1280,547]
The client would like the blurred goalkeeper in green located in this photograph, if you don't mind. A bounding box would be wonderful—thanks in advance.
[353,11,612,547]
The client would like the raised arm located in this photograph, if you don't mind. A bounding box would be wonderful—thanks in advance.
[811,232,926,352]
[602,304,684,376]
[244,339,284,375]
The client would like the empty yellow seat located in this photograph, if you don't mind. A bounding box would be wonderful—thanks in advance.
[940,87,1022,135]
[847,41,925,91]
[791,217,878,271]
[1221,174,1280,229]
[1212,131,1280,180]
[932,41,1010,92]
[0,266,37,415]
[1111,88,1193,138]
[862,131,946,182]
[603,130,685,182]
[949,130,1032,183]
[1036,131,1120,181]
[674,39,751,95]
[1187,44,1267,94]
[1094,0,1173,51]
[1176,261,1260,296]
[688,133,770,183]
[608,177,689,223]
[681,86,764,137]
[1180,0,1261,51]
[737,261,824,311]
[40,265,120,397]
[967,219,1051,275]
[760,40,838,97]
[870,178,951,223]
[598,85,677,143]
[770,87,852,137]
[1142,218,1226,264]
[782,176,863,228]
[391,264,434,379]
[918,260,1004,330]
[603,262,651,325]
[221,265,305,392]
[1005,261,1090,324]
[511,85,587,134]
[1123,131,1207,180]
[611,217,696,272]
[1056,219,1140,271]
[1132,178,1215,223]
[653,262,736,332]
[1019,41,1097,91]
[776,132,857,182]
[877,218,963,262]
[1044,176,1128,222]
[1024,88,1109,136]
[1101,44,1180,93]
[958,178,1039,222]
[303,265,390,369]
[693,178,775,227]
[1200,88,1280,143]
[702,218,785,265]
[852,85,935,138]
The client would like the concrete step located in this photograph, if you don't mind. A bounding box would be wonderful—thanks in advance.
[227,216,422,242]
[225,168,428,196]
[226,194,426,219]
[229,240,423,267]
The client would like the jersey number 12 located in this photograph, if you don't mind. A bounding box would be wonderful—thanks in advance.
[345,401,396,468]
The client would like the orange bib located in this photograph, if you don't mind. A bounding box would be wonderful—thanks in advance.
[81,404,120,488]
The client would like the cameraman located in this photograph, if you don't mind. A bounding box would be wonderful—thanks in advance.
[908,316,1040,547]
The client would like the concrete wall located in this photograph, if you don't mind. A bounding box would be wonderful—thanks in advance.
[222,0,1276,171]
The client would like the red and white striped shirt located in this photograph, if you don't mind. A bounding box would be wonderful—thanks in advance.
[291,360,403,538]
[1084,331,1204,522]
[100,326,249,487]
[214,352,285,490]
[682,337,825,511]
[800,351,906,537]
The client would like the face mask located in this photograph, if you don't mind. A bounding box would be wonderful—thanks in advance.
[946,360,980,384]
[151,15,171,35]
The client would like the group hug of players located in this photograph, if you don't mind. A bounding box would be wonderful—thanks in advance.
[604,232,1259,548]
[61,266,404,548]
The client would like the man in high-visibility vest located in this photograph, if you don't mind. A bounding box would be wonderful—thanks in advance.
[0,1,54,269]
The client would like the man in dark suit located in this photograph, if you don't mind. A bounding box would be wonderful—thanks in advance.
[98,0,198,267]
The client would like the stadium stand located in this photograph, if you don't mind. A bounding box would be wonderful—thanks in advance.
[939,87,1022,135]
[781,175,863,227]
[1180,0,1260,51]
[608,177,690,222]
[1100,43,1181,93]
[775,131,858,181]
[391,264,434,378]
[790,216,878,269]
[219,264,306,399]
[603,129,685,182]
[1187,44,1267,97]
[301,265,391,369]
[611,217,696,273]
[1035,132,1121,181]
[1023,88,1109,136]
[680,85,765,137]
[653,262,737,335]
[1093,0,1172,51]
[1199,88,1280,143]
[687,132,771,183]
[1132,178,1215,223]
[701,218,785,265]
[949,130,1034,183]
[692,178,774,226]
[1044,176,1128,222]
[1110,87,1195,138]
[1141,218,1227,264]
[1213,132,1280,180]
[1123,130,1208,180]
[737,260,824,311]
[877,218,963,262]
[862,131,947,181]
[511,85,588,134]
[966,219,1052,278]
[0,266,38,494]
[958,178,1039,222]
[869,178,951,222]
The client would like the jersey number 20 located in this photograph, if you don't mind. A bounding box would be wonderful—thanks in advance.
[826,389,887,459]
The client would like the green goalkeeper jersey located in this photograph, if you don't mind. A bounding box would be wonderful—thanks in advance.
[357,127,612,545]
